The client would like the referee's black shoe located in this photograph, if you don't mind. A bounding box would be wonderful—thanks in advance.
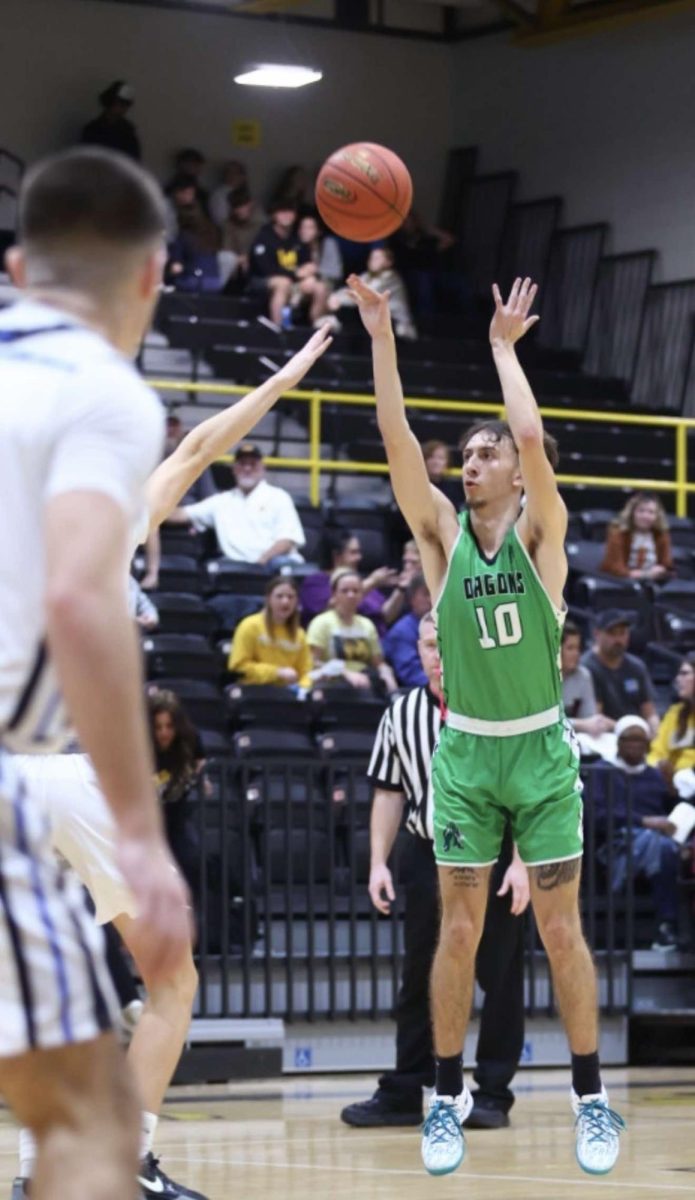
[340,1088,423,1127]
[138,1153,208,1200]
[462,1093,511,1129]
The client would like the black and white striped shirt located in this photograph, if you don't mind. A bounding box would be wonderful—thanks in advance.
[367,686,441,841]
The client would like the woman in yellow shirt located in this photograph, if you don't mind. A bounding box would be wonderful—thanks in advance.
[228,575,313,689]
[648,653,695,783]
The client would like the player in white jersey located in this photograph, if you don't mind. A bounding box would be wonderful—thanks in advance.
[0,147,191,1200]
[12,322,333,1200]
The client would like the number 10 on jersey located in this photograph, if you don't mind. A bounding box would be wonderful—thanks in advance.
[475,602,523,649]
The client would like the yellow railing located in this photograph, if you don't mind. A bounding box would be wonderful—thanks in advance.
[148,379,695,517]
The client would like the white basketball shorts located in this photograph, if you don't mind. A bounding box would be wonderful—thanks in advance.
[0,750,118,1056]
[14,753,138,926]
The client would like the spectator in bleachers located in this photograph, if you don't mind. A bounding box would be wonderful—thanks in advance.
[300,529,404,632]
[561,620,614,743]
[382,574,432,687]
[228,575,312,691]
[295,213,343,304]
[268,165,314,217]
[171,441,305,567]
[648,653,695,796]
[423,440,460,508]
[168,148,209,211]
[590,715,680,950]
[210,160,249,226]
[307,568,397,695]
[250,199,328,327]
[164,414,216,505]
[166,174,222,293]
[581,609,658,735]
[328,247,416,340]
[128,575,159,631]
[219,186,264,288]
[390,209,457,318]
[81,80,141,160]
[600,493,674,581]
[148,689,206,902]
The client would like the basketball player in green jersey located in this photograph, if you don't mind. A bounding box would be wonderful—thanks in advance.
[348,273,625,1178]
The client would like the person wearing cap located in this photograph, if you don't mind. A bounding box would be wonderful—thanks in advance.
[581,609,658,735]
[588,715,679,950]
[249,200,329,327]
[170,442,305,568]
[219,187,265,287]
[81,80,141,160]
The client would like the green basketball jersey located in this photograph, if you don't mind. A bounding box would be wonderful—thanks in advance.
[435,511,564,723]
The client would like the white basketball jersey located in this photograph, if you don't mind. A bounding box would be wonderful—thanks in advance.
[0,299,163,751]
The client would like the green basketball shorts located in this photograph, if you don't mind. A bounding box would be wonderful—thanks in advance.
[432,719,583,867]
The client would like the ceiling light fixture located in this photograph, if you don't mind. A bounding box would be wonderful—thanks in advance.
[234,63,322,88]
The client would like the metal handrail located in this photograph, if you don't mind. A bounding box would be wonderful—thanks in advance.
[147,378,695,515]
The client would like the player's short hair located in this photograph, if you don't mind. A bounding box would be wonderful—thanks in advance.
[19,147,166,255]
[460,419,559,471]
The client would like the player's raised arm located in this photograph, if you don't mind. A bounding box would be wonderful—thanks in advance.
[145,324,333,530]
[348,274,454,557]
[489,278,566,543]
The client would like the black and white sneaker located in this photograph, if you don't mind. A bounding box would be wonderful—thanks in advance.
[138,1154,208,1200]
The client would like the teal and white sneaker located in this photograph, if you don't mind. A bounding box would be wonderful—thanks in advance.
[421,1087,473,1176]
[572,1088,626,1175]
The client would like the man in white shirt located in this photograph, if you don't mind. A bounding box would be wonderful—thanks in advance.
[172,443,305,566]
[0,146,189,1200]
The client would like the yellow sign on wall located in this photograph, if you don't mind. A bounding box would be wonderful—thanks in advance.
[232,120,261,148]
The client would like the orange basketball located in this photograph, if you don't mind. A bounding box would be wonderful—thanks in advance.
[315,142,413,242]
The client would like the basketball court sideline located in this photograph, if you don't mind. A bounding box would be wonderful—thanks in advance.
[3,1068,693,1199]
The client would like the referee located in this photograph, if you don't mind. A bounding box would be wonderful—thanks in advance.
[341,612,528,1129]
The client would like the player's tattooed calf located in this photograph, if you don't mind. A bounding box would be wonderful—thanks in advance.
[449,867,482,888]
[532,859,581,890]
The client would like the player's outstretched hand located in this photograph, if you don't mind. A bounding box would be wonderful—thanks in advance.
[277,323,333,389]
[490,276,539,347]
[116,833,193,978]
[497,854,531,916]
[369,863,396,915]
[346,274,393,340]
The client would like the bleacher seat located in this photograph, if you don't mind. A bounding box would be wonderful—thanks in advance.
[154,555,203,594]
[579,509,618,542]
[226,683,316,730]
[233,728,316,759]
[205,561,269,594]
[319,730,375,761]
[198,729,231,758]
[144,633,220,681]
[159,527,207,559]
[314,688,387,733]
[148,592,219,636]
[155,677,227,731]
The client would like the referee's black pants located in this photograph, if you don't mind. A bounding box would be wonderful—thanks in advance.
[378,831,525,1112]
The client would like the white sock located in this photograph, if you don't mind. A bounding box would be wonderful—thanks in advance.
[141,1111,158,1161]
[19,1128,36,1180]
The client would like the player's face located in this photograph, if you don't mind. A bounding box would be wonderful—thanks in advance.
[461,432,520,509]
[418,624,441,688]
[154,711,175,750]
[561,634,581,674]
[617,729,649,767]
[333,574,362,615]
[675,660,695,700]
[633,501,659,532]
[336,537,362,570]
[268,583,297,625]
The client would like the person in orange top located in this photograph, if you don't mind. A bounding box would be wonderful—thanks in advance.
[600,493,674,581]
[229,575,313,690]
